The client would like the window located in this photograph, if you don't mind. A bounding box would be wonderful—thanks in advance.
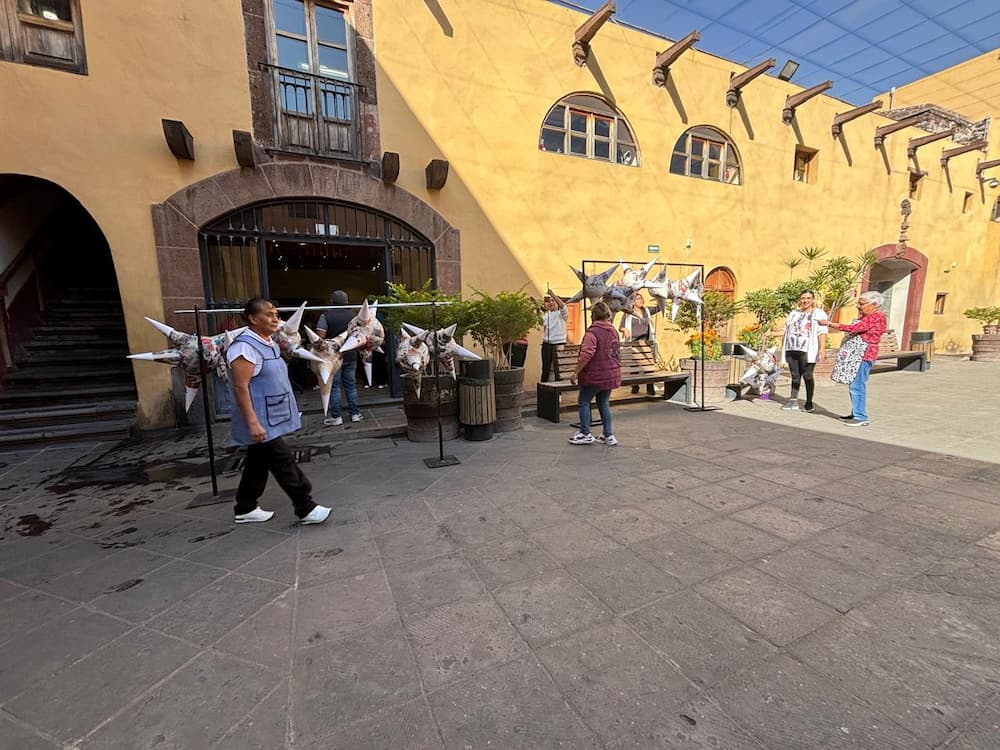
[993,197,1000,222]
[963,192,973,213]
[793,146,817,183]
[934,293,947,315]
[0,0,86,73]
[539,94,639,166]
[908,170,925,200]
[273,0,350,79]
[670,126,742,185]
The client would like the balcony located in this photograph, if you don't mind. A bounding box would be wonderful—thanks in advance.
[263,64,362,161]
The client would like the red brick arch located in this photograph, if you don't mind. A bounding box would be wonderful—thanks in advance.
[862,244,928,348]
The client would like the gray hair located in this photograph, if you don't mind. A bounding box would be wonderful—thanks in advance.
[330,290,349,305]
[859,290,884,308]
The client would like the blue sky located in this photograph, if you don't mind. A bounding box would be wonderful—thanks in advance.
[556,0,1000,105]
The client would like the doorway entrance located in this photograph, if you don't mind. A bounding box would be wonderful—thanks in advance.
[869,259,914,346]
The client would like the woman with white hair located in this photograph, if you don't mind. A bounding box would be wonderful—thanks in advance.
[826,290,887,427]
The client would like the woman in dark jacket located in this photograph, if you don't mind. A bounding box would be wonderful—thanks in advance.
[569,301,622,445]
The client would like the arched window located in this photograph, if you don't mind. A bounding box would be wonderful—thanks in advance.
[669,126,742,185]
[539,93,639,167]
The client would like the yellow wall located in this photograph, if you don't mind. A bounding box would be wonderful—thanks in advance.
[0,0,252,426]
[374,0,998,368]
[881,48,1000,123]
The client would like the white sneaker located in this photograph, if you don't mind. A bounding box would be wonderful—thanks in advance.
[596,434,619,446]
[234,507,274,524]
[324,416,343,426]
[351,413,363,423]
[300,505,332,525]
[568,432,594,445]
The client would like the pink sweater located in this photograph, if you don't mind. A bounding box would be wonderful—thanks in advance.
[577,321,621,390]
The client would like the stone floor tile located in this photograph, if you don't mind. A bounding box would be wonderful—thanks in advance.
[528,520,620,563]
[237,536,299,585]
[630,529,741,585]
[911,550,1000,601]
[750,465,832,490]
[498,494,576,530]
[677,480,762,515]
[881,496,1000,542]
[404,595,530,690]
[708,652,930,749]
[688,518,790,561]
[624,589,776,690]
[79,650,280,750]
[89,559,225,621]
[6,628,199,741]
[0,533,76,573]
[464,532,559,590]
[0,578,22,602]
[421,488,493,521]
[494,571,612,647]
[634,494,718,527]
[944,697,1000,750]
[36,546,170,603]
[768,492,870,528]
[566,547,682,613]
[297,696,443,750]
[428,656,600,749]
[386,552,485,615]
[753,546,885,613]
[664,694,767,749]
[839,513,971,558]
[732,504,827,541]
[375,522,456,568]
[806,529,931,580]
[216,589,294,671]
[585,505,672,545]
[0,538,113,588]
[185,526,289,570]
[695,567,839,646]
[437,506,521,548]
[0,715,60,749]
[366,496,438,537]
[297,524,380,588]
[536,620,695,748]
[0,591,75,646]
[213,679,289,750]
[295,571,394,648]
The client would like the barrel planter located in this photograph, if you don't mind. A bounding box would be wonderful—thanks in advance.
[813,348,837,379]
[493,366,525,432]
[971,333,1000,362]
[679,358,730,404]
[402,374,459,442]
[909,331,934,365]
[459,359,496,441]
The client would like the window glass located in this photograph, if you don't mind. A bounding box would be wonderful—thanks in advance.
[277,35,310,71]
[670,153,687,174]
[707,161,720,179]
[570,112,587,133]
[690,158,703,176]
[538,95,638,167]
[594,141,611,160]
[318,44,349,78]
[570,136,587,155]
[708,143,721,160]
[541,129,565,153]
[594,117,611,138]
[17,0,72,21]
[671,127,741,185]
[274,0,306,35]
[544,106,565,128]
[315,4,347,45]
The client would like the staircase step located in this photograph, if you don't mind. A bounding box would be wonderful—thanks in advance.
[0,401,136,428]
[23,335,129,347]
[16,350,130,366]
[32,323,129,333]
[0,419,134,448]
[4,366,134,386]
[0,384,137,407]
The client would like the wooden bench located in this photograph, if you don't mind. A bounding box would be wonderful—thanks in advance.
[874,349,928,372]
[536,340,690,423]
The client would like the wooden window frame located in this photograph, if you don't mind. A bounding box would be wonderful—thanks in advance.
[934,293,946,315]
[539,96,639,167]
[793,145,818,184]
[0,0,86,74]
[670,127,742,185]
[270,0,354,81]
[908,170,925,200]
[992,197,1000,222]
[962,191,973,214]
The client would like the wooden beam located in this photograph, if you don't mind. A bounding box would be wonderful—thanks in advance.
[907,128,954,158]
[831,100,882,137]
[162,119,194,160]
[652,30,699,87]
[940,139,987,167]
[873,114,922,149]
[425,159,449,190]
[381,152,400,183]
[975,158,1000,178]
[782,80,832,124]
[572,0,615,67]
[726,58,774,107]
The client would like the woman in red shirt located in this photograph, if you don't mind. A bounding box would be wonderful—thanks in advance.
[827,290,887,427]
[569,301,622,445]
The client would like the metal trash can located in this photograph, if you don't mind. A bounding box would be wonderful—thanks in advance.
[910,331,934,367]
[459,359,496,441]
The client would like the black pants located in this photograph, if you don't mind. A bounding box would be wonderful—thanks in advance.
[541,342,562,382]
[630,334,656,394]
[234,437,316,518]
[785,350,816,404]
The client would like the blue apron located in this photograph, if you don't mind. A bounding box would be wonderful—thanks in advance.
[229,333,301,446]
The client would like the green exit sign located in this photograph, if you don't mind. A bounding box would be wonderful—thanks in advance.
[647,244,660,254]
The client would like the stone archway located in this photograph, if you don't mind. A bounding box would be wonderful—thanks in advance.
[862,244,928,348]
[151,162,460,330]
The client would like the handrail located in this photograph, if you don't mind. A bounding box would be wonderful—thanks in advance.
[0,242,35,294]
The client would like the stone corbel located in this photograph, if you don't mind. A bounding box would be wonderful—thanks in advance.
[873,114,922,149]
[572,0,616,67]
[726,58,774,107]
[782,80,832,125]
[652,30,699,88]
[381,152,400,184]
[425,159,449,190]
[232,130,267,168]
[906,129,955,159]
[162,119,194,160]
[831,100,882,138]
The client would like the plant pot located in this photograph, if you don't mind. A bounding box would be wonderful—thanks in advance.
[402,374,459,442]
[971,333,1000,362]
[679,358,730,404]
[983,324,1000,336]
[493,366,525,432]
[813,349,837,378]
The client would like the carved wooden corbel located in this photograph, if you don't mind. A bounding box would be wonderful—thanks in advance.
[873,114,922,149]
[652,31,699,87]
[782,80,832,124]
[975,158,1000,178]
[162,119,194,160]
[831,100,882,137]
[907,129,954,158]
[940,140,987,167]
[572,0,615,67]
[425,159,449,190]
[726,58,774,107]
[381,152,400,183]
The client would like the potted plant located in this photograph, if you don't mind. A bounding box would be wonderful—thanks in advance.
[964,306,1000,361]
[674,292,737,403]
[465,287,543,431]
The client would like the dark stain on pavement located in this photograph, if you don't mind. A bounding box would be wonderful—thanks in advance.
[106,578,144,593]
[308,548,343,559]
[16,514,53,536]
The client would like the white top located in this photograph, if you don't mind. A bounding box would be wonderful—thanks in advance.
[542,307,568,343]
[226,329,276,377]
[782,308,829,363]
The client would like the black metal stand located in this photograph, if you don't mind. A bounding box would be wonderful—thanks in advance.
[424,300,460,469]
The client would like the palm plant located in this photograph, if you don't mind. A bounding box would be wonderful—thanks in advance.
[799,246,828,271]
[782,257,804,279]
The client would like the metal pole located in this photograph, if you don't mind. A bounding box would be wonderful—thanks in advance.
[432,300,444,461]
[194,305,219,497]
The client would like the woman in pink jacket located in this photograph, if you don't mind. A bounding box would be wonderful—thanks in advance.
[826,290,887,427]
[569,301,622,445]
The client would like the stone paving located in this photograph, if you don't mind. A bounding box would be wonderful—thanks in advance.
[1,362,999,749]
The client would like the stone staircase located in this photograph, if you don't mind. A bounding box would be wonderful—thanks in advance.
[0,289,137,448]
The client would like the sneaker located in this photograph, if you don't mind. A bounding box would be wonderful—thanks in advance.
[300,505,332,525]
[596,434,619,446]
[781,401,799,411]
[325,416,343,426]
[350,413,363,423]
[803,402,814,413]
[234,507,274,524]
[845,419,870,427]
[568,432,594,445]
[839,414,855,421]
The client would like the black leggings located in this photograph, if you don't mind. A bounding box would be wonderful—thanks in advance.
[785,350,815,403]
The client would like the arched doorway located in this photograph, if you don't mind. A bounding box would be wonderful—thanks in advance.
[705,266,737,338]
[863,245,927,348]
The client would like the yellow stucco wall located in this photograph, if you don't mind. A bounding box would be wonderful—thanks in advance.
[374,0,998,368]
[0,0,252,427]
[880,48,1000,123]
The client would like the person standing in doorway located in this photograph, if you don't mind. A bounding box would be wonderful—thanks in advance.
[780,289,829,412]
[619,293,656,396]
[569,301,621,446]
[316,290,363,426]
[227,297,331,525]
[541,289,568,382]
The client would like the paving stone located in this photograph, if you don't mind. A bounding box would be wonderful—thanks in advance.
[36,547,170,603]
[366,496,438,536]
[0,578,22,601]
[634,494,718,527]
[585,505,672,545]
[752,547,884,613]
[881,495,1000,541]
[298,696,443,750]
[185,526,288,570]
[0,538,113,588]
[566,547,681,613]
[768,493,870,528]
[90,559,225,621]
[695,567,839,646]
[709,652,930,749]
[237,536,299,584]
[216,589,294,671]
[0,591,75,646]
[688,518,790,561]
[214,679,289,750]
[630,529,741,585]
[536,620,695,748]
[624,589,776,690]
[839,513,970,558]
[375,522,457,568]
[298,523,380,588]
[806,529,931,580]
[80,650,279,750]
[7,627,199,741]
[295,571,395,648]
[429,656,600,749]
[437,506,521,548]
[528,520,620,563]
[386,552,485,615]
[732,504,827,541]
[421,487,493,521]
[498,494,577,530]
[464,532,559,590]
[494,571,612,647]
[677,480,763,515]
[0,533,76,573]
[293,612,421,738]
[666,693,769,749]
[945,697,1000,750]
[0,715,60,749]
[404,595,530,690]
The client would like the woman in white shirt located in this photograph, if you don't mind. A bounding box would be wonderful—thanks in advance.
[781,290,828,412]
